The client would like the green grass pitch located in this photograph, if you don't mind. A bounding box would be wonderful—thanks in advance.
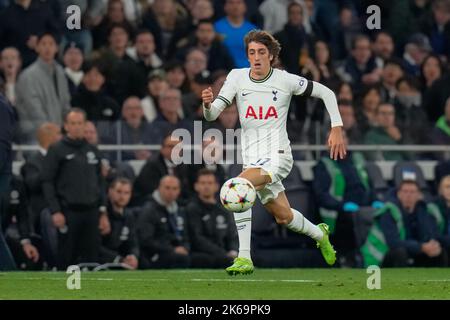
[1,268,450,300]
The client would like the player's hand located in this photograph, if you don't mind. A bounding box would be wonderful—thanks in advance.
[328,126,346,160]
[22,243,40,262]
[52,212,66,229]
[201,86,214,109]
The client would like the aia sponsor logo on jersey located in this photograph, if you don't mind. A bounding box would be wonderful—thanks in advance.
[245,105,278,119]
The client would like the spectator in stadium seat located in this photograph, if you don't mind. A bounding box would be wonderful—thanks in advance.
[0,0,61,67]
[182,70,214,120]
[98,23,145,104]
[177,18,235,73]
[430,96,450,148]
[420,54,445,96]
[418,0,450,59]
[214,0,257,68]
[402,33,432,76]
[126,29,163,96]
[71,60,120,122]
[428,175,450,263]
[186,0,215,34]
[15,33,70,143]
[91,0,135,50]
[361,180,447,267]
[0,47,22,105]
[99,177,139,269]
[363,103,408,161]
[333,5,363,62]
[379,58,405,103]
[137,175,190,269]
[140,0,190,59]
[273,1,311,76]
[42,108,106,269]
[164,60,190,94]
[141,69,170,123]
[152,88,193,134]
[132,134,193,207]
[372,31,395,69]
[2,175,41,270]
[102,96,160,161]
[21,122,62,233]
[313,132,381,267]
[355,85,381,135]
[186,169,238,268]
[336,34,380,93]
[183,48,208,83]
[422,71,450,124]
[337,82,354,104]
[394,76,430,145]
[62,42,84,97]
[259,0,289,35]
[338,99,363,145]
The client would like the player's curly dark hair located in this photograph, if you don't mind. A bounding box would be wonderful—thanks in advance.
[244,30,281,66]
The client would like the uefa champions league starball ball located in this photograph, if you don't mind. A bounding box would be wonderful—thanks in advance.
[220,177,256,213]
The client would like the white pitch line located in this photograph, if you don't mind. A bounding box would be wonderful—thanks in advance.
[190,279,319,283]
[14,277,450,283]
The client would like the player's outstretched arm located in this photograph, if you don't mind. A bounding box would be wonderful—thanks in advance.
[202,86,222,121]
[310,81,346,160]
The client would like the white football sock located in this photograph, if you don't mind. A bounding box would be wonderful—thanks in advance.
[233,209,252,260]
[286,208,324,241]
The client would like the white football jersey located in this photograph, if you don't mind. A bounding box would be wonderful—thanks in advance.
[213,67,310,164]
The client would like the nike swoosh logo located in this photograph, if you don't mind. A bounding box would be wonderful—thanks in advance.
[242,92,252,96]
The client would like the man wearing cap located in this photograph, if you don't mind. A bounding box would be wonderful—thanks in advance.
[403,33,432,76]
[141,69,170,122]
[62,42,84,97]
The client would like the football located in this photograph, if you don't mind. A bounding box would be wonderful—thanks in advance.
[220,177,256,212]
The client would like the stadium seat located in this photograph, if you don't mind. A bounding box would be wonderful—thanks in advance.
[365,162,388,201]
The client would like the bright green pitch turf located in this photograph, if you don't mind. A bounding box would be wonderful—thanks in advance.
[1,268,450,300]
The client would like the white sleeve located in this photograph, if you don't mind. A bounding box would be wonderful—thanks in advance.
[203,70,238,121]
[286,72,310,96]
[310,81,343,128]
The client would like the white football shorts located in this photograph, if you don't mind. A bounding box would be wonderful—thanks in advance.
[243,152,294,205]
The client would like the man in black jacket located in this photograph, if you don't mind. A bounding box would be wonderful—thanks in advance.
[132,134,188,206]
[99,177,139,269]
[21,122,62,232]
[42,108,106,269]
[0,89,16,270]
[1,175,41,270]
[186,169,238,268]
[137,175,190,269]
